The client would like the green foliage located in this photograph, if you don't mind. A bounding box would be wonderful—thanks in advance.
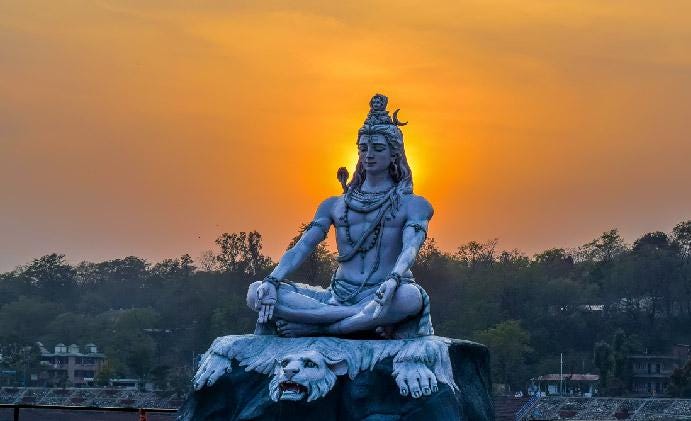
[669,360,691,398]
[0,221,690,393]
[474,320,532,387]
[215,231,272,275]
[0,297,62,343]
[593,341,613,389]
[593,330,642,395]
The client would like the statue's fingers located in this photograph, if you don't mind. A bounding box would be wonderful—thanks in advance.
[383,287,395,303]
[258,305,268,323]
[255,289,264,310]
[372,303,383,319]
[267,303,275,320]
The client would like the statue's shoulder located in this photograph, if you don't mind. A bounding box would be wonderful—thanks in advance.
[403,193,434,219]
[320,195,342,209]
[315,195,342,218]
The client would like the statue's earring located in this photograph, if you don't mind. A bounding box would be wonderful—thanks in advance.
[390,161,400,179]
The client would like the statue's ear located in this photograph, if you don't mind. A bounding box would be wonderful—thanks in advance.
[327,359,348,376]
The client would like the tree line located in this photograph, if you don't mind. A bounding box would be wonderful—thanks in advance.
[0,221,689,396]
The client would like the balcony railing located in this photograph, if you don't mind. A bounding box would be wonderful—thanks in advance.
[0,403,177,420]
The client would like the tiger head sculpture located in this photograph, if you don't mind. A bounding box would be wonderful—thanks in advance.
[269,350,348,402]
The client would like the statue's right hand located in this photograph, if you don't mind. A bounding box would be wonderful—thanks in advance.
[256,282,277,323]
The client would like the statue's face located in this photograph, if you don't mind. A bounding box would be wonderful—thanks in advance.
[370,95,386,111]
[358,134,392,175]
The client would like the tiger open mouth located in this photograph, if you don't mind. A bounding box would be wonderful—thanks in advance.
[278,381,308,400]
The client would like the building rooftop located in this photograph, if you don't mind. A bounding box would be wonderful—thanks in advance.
[533,374,600,382]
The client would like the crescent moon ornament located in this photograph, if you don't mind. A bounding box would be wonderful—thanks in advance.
[392,109,408,126]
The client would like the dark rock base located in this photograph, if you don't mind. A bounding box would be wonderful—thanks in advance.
[178,339,493,421]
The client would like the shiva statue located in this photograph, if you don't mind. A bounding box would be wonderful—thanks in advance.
[184,95,492,419]
[247,93,434,339]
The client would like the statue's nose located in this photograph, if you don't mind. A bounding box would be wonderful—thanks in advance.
[284,367,300,378]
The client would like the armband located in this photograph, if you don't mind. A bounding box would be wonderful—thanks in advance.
[304,219,329,240]
[404,221,428,239]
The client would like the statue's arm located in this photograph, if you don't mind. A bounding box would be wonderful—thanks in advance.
[391,196,434,276]
[267,196,337,280]
[372,196,433,317]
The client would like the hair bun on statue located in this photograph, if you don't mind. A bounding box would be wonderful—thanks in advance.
[362,93,408,127]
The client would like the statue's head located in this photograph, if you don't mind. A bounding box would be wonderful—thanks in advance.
[348,94,413,193]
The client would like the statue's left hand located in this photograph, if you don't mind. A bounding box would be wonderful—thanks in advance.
[372,278,398,319]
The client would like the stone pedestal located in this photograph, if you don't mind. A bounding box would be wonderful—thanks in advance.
[178,336,493,421]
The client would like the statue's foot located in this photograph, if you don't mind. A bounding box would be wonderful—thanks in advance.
[275,319,325,337]
[254,321,277,335]
[393,362,439,399]
[375,326,395,339]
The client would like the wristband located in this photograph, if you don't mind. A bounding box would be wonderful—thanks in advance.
[388,272,403,287]
[263,275,281,289]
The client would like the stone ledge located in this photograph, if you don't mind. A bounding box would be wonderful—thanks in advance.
[178,336,493,421]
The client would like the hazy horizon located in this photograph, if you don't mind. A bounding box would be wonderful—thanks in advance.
[2,1,690,272]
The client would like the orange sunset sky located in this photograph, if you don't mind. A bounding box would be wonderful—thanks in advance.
[1,1,690,271]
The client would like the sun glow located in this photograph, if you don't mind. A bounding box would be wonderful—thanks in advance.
[1,0,690,270]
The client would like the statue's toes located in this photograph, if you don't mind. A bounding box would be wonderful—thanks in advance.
[429,375,439,393]
[407,377,422,399]
[395,376,408,396]
[194,369,214,389]
[277,328,294,337]
[420,371,436,395]
[375,326,394,339]
[208,367,227,385]
[193,366,210,390]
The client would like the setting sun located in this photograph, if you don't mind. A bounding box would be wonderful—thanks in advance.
[1,0,690,270]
